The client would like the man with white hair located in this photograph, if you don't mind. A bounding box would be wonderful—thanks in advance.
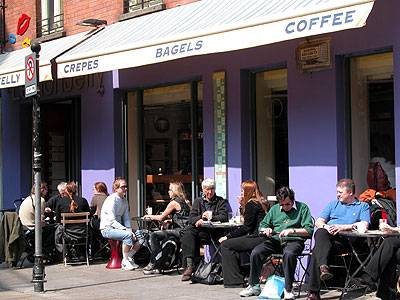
[46,182,67,213]
[180,178,228,281]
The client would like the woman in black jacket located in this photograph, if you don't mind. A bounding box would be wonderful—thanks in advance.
[220,180,269,287]
[53,181,90,258]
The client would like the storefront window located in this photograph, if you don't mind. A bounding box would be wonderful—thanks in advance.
[350,52,395,193]
[127,82,203,215]
[254,69,288,196]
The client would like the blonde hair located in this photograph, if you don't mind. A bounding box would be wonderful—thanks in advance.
[112,177,126,192]
[169,181,190,207]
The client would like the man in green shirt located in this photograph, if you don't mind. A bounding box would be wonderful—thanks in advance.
[240,187,314,299]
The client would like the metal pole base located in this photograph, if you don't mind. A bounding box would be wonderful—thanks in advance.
[32,255,46,292]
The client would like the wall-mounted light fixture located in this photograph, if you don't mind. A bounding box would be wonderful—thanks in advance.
[76,19,107,27]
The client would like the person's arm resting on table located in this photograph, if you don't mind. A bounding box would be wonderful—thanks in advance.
[144,201,179,222]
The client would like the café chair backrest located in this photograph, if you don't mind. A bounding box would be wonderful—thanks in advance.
[60,212,90,266]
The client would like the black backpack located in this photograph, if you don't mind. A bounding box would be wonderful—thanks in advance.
[154,236,180,270]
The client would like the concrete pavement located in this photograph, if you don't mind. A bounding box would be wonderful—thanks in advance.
[0,261,381,300]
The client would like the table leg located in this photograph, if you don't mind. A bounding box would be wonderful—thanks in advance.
[340,237,382,299]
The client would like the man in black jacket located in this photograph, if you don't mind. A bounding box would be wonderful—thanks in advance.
[181,178,228,281]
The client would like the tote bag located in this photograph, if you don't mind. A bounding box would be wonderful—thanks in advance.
[191,248,223,285]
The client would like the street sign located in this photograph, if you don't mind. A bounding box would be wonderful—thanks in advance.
[25,52,37,97]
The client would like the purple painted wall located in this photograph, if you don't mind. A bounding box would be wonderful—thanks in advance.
[1,97,22,209]
[115,0,399,217]
[80,72,116,202]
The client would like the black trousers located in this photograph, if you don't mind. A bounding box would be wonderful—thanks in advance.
[181,225,224,264]
[221,235,265,286]
[248,237,304,291]
[149,229,180,263]
[365,236,400,300]
[308,228,351,291]
[26,224,56,249]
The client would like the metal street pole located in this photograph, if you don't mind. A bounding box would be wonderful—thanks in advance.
[30,41,45,292]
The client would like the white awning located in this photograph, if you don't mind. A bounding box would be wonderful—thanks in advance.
[0,30,95,89]
[56,0,375,79]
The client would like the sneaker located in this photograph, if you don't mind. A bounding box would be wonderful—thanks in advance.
[284,289,295,300]
[239,285,261,297]
[127,257,139,269]
[143,262,156,271]
[143,262,160,275]
[143,268,160,275]
[121,259,135,271]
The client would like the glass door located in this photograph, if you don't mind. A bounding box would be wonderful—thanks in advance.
[253,69,288,196]
[349,52,395,194]
[127,82,203,215]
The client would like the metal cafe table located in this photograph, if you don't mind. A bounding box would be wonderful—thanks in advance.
[200,221,243,252]
[338,229,400,298]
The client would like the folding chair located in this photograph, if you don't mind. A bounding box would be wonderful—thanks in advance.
[61,212,90,266]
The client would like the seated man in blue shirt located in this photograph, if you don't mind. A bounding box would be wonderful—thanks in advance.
[307,178,370,300]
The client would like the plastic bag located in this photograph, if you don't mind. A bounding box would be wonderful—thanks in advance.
[258,275,285,299]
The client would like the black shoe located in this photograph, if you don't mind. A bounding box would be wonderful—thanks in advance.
[319,265,333,281]
[365,284,377,293]
[306,291,321,300]
[181,267,193,281]
[359,273,377,292]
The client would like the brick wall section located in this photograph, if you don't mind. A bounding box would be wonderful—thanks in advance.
[164,0,200,9]
[3,0,37,51]
[63,0,124,35]
[2,0,201,51]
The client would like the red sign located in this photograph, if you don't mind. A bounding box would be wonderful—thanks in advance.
[25,56,35,81]
[17,14,31,36]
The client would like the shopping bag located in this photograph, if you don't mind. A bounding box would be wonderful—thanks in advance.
[258,275,285,299]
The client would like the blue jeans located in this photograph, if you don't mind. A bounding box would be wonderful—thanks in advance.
[101,227,133,247]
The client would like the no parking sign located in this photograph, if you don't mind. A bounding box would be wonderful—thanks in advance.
[25,52,37,97]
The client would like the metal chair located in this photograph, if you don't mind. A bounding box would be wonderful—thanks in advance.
[61,212,90,266]
[13,198,24,213]
[323,246,369,299]
[293,238,313,296]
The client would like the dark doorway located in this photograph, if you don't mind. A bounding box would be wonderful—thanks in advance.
[41,100,81,196]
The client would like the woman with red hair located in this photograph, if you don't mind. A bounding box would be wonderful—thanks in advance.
[54,182,90,222]
[220,180,270,288]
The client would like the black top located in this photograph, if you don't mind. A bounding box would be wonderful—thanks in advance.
[46,194,62,211]
[226,200,266,239]
[188,194,228,225]
[171,197,190,229]
[54,195,90,223]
